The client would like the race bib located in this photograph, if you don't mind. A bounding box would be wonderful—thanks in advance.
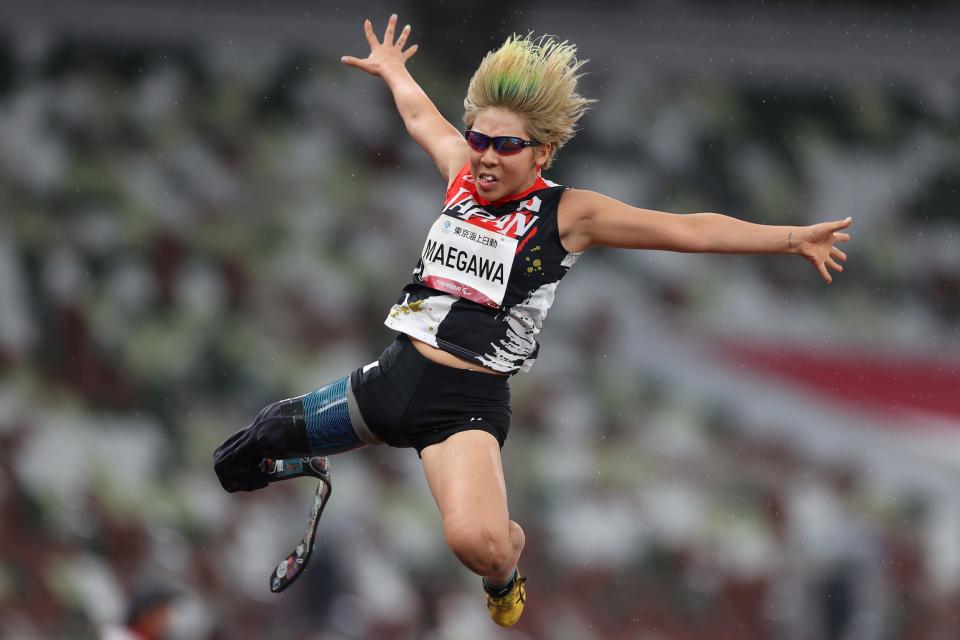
[418,216,517,308]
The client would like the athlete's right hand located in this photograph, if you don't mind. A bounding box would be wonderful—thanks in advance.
[341,14,418,77]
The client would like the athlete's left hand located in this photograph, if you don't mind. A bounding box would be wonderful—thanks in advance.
[341,14,418,78]
[792,217,852,284]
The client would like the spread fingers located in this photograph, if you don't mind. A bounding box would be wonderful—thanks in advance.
[396,23,412,48]
[384,13,397,43]
[364,18,380,48]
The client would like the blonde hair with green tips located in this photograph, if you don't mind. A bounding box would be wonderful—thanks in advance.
[463,34,594,169]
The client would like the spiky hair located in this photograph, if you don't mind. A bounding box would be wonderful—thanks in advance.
[463,34,594,169]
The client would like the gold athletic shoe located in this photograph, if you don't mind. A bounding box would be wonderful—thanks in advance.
[486,570,527,627]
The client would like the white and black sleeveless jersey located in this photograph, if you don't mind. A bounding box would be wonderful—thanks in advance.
[385,164,581,374]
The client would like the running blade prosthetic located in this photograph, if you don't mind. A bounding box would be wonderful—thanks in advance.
[266,456,332,593]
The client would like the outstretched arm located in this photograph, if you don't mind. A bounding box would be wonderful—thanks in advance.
[341,15,468,183]
[559,188,852,284]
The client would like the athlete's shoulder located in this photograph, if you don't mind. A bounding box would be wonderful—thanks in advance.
[559,187,605,209]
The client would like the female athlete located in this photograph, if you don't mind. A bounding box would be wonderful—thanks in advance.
[214,14,852,627]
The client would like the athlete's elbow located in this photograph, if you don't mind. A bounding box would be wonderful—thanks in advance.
[403,113,427,138]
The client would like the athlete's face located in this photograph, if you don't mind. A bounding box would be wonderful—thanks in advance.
[468,107,551,201]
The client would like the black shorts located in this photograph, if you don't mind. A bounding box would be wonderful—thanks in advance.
[350,335,511,454]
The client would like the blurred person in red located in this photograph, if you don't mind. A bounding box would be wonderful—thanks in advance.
[213,13,852,628]
[101,584,179,640]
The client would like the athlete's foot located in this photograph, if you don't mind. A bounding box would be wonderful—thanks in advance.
[485,569,526,627]
[262,456,330,482]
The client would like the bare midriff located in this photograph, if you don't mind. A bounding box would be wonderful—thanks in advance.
[408,337,509,376]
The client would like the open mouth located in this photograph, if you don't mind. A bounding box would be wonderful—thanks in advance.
[478,174,498,188]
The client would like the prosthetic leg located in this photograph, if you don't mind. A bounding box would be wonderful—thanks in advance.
[265,456,333,593]
[213,376,367,492]
[213,375,378,592]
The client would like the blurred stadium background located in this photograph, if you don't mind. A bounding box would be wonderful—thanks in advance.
[2,0,959,638]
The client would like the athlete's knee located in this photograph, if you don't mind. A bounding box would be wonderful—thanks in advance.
[253,401,274,424]
[212,400,304,492]
[444,521,514,576]
[251,402,298,457]
[212,423,270,493]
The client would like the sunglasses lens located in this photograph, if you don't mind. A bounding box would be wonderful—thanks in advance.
[466,131,534,155]
[465,131,488,152]
[495,138,525,155]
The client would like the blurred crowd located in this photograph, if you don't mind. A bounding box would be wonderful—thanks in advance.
[1,15,959,640]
